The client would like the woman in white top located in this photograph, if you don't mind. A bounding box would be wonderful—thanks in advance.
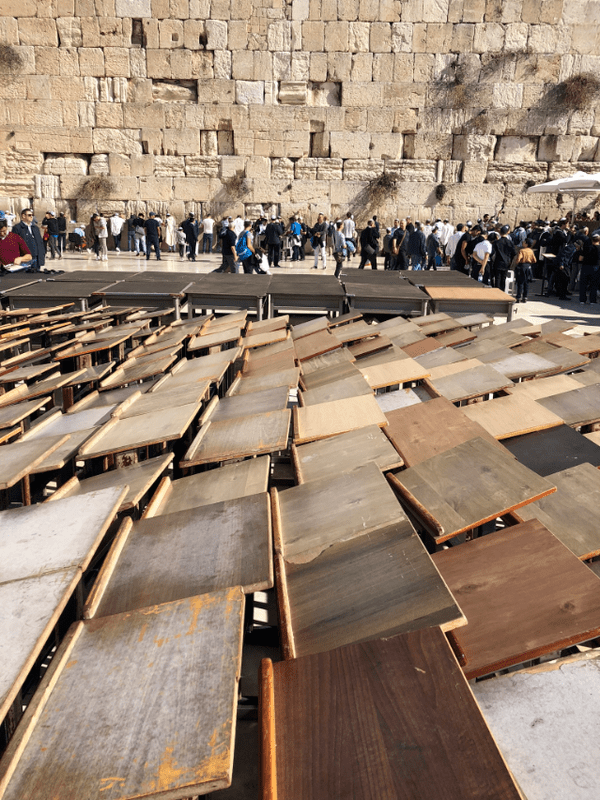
[165,213,177,251]
[94,214,108,261]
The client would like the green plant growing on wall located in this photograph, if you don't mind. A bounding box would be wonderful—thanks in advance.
[544,73,600,112]
[223,174,250,198]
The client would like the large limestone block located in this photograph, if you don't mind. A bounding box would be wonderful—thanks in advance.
[358,0,378,22]
[568,110,594,137]
[366,108,394,133]
[391,22,412,52]
[93,128,142,155]
[577,136,600,162]
[330,131,370,158]
[338,0,359,20]
[130,155,154,176]
[284,131,311,158]
[294,157,317,180]
[130,50,147,78]
[345,108,367,131]
[232,50,253,80]
[89,154,110,175]
[235,81,264,105]
[34,175,60,200]
[206,19,228,50]
[343,158,383,180]
[450,23,475,53]
[122,103,164,129]
[370,22,392,52]
[159,19,184,48]
[58,48,81,77]
[302,20,324,50]
[245,156,271,179]
[452,134,496,161]
[348,21,369,51]
[404,133,453,160]
[210,0,231,20]
[139,177,173,201]
[537,135,578,162]
[292,0,310,20]
[43,156,88,176]
[317,157,343,179]
[200,130,218,156]
[290,178,330,205]
[370,133,403,159]
[350,52,373,81]
[115,0,151,15]
[18,19,58,47]
[108,153,131,176]
[104,48,130,77]
[328,52,352,80]
[5,151,44,176]
[426,23,452,53]
[342,81,383,106]
[279,81,308,104]
[79,48,105,76]
[290,51,311,80]
[462,0,486,23]
[154,156,185,176]
[486,162,548,182]
[185,156,220,177]
[462,161,488,183]
[383,82,426,107]
[56,17,83,47]
[254,134,285,158]
[393,108,419,133]
[492,83,523,109]
[146,49,171,78]
[422,0,449,22]
[271,158,295,181]
[273,52,292,81]
[0,177,35,197]
[495,136,538,162]
[379,0,401,23]
[324,21,349,50]
[373,53,394,82]
[164,129,200,155]
[385,159,437,180]
[0,16,18,44]
[472,22,505,52]
[95,103,125,128]
[268,20,292,50]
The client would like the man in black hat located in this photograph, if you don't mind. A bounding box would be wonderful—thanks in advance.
[181,213,199,261]
[144,212,162,261]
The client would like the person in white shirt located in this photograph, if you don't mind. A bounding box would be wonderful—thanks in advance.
[233,215,244,239]
[201,214,214,253]
[472,232,492,282]
[342,212,356,261]
[445,224,464,267]
[110,212,124,252]
[422,220,433,239]
[164,213,177,251]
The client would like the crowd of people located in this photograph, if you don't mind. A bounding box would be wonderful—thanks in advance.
[2,205,600,306]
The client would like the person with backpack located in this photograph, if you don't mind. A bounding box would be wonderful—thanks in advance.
[289,216,303,261]
[236,220,257,274]
[332,220,347,278]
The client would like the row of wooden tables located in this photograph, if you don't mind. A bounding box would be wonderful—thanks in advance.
[2,300,600,798]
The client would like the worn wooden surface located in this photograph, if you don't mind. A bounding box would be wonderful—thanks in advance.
[389,437,555,542]
[283,521,465,658]
[293,393,387,444]
[79,402,200,459]
[0,370,86,407]
[181,409,290,466]
[473,651,600,800]
[88,494,272,618]
[0,589,244,800]
[433,327,477,347]
[266,628,522,800]
[150,456,270,516]
[293,425,403,483]
[0,361,58,384]
[300,348,354,375]
[514,463,600,560]
[0,568,81,723]
[300,360,359,390]
[432,519,600,679]
[357,356,429,389]
[99,353,177,390]
[0,487,125,583]
[229,368,300,396]
[300,373,373,406]
[0,397,50,430]
[401,337,442,358]
[347,333,392,358]
[207,386,289,423]
[504,424,600,477]
[25,427,97,473]
[426,285,515,303]
[50,453,173,512]
[487,352,558,380]
[507,373,583,400]
[429,364,513,403]
[375,386,425,412]
[0,435,70,489]
[118,381,211,419]
[384,396,506,467]
[188,327,242,351]
[293,329,341,362]
[537,383,600,428]
[426,357,483,381]
[277,462,404,562]
[291,316,328,340]
[461,393,564,440]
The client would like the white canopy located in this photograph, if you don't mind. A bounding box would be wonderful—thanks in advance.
[527,171,600,195]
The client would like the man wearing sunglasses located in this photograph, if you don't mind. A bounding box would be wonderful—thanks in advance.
[12,209,45,272]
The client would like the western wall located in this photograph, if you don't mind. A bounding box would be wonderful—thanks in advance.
[1,0,600,226]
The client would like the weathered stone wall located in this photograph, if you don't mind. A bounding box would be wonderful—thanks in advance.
[1,0,600,224]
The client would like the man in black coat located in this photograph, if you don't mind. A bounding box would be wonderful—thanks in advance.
[144,212,162,261]
[358,219,380,269]
[12,208,45,271]
[264,214,285,268]
[181,213,199,261]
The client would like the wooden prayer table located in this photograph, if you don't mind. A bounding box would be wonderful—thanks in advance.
[375,384,435,412]
[93,279,193,320]
[432,519,600,678]
[293,393,387,444]
[300,372,372,406]
[506,372,583,400]
[268,274,344,317]
[260,628,522,799]
[425,285,515,321]
[460,393,564,440]
[228,367,300,396]
[180,408,291,467]
[345,279,429,315]
[504,424,600,477]
[6,281,119,311]
[201,385,289,424]
[537,383,600,429]
[0,587,244,800]
[145,455,270,517]
[187,275,271,320]
[388,436,556,543]
[84,493,272,619]
[291,424,403,483]
[427,363,513,403]
[0,434,69,507]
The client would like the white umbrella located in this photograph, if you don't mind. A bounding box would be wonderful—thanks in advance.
[527,171,600,218]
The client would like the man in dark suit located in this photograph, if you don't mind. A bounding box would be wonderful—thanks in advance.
[12,208,45,271]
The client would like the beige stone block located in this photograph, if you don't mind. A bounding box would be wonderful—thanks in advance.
[325,52,350,81]
[426,23,452,53]
[321,0,339,19]
[411,23,427,52]
[128,79,151,103]
[521,0,542,22]
[571,25,600,56]
[227,20,247,49]
[98,17,125,47]
[366,108,394,133]
[268,157,292,181]
[151,0,169,16]
[56,17,83,47]
[462,0,486,21]
[182,19,204,48]
[420,107,453,134]
[342,81,381,107]
[104,47,130,77]
[310,52,328,81]
[165,48,189,79]
[115,0,151,15]
[141,19,159,49]
[140,126,161,154]
[343,108,365,131]
[317,157,343,180]
[213,50,232,80]
[106,153,130,176]
[146,49,171,78]
[0,0,33,11]
[191,51,214,79]
[358,0,378,20]
[290,52,310,80]
[57,48,80,77]
[189,0,210,16]
[392,108,419,133]
[348,21,369,51]
[567,110,594,136]
[88,153,110,175]
[390,22,411,53]
[235,80,264,105]
[94,102,123,128]
[390,53,412,82]
[232,50,253,80]
[338,0,359,19]
[205,19,228,49]
[173,177,209,201]
[576,136,600,162]
[413,53,435,82]
[47,76,81,101]
[254,51,272,81]
[385,158,437,181]
[33,48,60,76]
[241,156,269,180]
[370,133,403,159]
[384,82,425,107]
[370,22,392,52]
[283,130,310,157]
[295,158,318,179]
[486,162,547,183]
[292,0,310,20]
[343,158,382,181]
[130,155,154,176]
[0,16,17,45]
[0,79,25,104]
[527,23,557,53]
[268,20,292,50]
[324,21,348,50]
[521,84,545,107]
[200,130,218,156]
[170,0,189,17]
[159,19,184,48]
[122,103,163,129]
[372,53,394,82]
[93,128,142,155]
[139,177,173,201]
[452,133,496,160]
[349,52,372,81]
[302,20,324,50]
[19,18,58,47]
[492,83,523,109]
[461,161,486,182]
[77,47,104,76]
[254,136,285,158]
[404,133,453,159]
[379,0,401,22]
[422,0,449,21]
[129,50,147,79]
[211,0,230,19]
[164,104,185,129]
[330,130,370,158]
[472,22,505,52]
[154,155,186,176]
[495,136,538,162]
[450,23,474,53]
[537,135,576,162]
[401,0,423,23]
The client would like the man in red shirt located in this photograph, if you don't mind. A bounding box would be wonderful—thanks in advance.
[0,220,32,270]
